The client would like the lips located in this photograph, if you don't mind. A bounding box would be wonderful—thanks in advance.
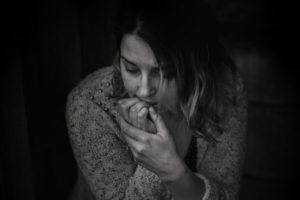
[138,98,157,105]
[135,97,159,111]
[142,101,158,110]
[147,102,157,106]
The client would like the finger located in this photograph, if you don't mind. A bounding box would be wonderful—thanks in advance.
[147,121,157,134]
[128,147,139,163]
[123,134,143,154]
[119,117,148,142]
[123,138,141,164]
[117,98,140,122]
[117,97,138,104]
[129,101,149,127]
[149,106,168,134]
[137,107,148,129]
[137,107,157,133]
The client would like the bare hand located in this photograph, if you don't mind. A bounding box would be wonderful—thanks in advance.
[117,98,156,133]
[119,106,185,182]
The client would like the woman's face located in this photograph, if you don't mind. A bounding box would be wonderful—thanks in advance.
[119,34,179,113]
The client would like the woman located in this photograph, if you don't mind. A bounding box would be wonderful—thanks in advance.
[66,0,247,199]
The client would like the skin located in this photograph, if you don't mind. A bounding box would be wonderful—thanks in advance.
[117,34,206,199]
[117,34,184,180]
[119,34,179,113]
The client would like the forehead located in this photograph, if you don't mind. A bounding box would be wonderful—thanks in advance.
[120,34,158,68]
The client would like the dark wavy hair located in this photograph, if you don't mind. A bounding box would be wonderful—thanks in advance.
[112,0,236,143]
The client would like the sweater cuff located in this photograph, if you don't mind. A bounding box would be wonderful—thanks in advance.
[169,172,211,200]
[194,173,211,200]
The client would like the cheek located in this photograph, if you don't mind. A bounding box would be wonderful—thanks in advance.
[120,70,137,95]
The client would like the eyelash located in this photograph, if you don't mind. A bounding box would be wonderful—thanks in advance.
[125,65,140,74]
[124,63,161,78]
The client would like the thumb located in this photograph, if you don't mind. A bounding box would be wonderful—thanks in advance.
[149,107,168,134]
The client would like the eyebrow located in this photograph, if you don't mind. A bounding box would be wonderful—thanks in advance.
[120,55,162,69]
[120,55,138,67]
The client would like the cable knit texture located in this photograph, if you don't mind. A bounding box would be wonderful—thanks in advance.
[66,66,247,200]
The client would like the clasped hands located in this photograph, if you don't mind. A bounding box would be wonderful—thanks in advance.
[117,97,186,182]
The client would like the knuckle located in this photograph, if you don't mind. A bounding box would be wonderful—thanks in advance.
[130,106,136,112]
[138,111,144,118]
[135,146,145,154]
[120,103,127,110]
[135,102,141,108]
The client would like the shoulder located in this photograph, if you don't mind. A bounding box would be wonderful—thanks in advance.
[67,66,115,101]
[65,68,135,199]
[66,66,118,112]
[66,66,123,139]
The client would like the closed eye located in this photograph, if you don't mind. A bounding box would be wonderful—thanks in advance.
[125,65,140,74]
[120,57,140,74]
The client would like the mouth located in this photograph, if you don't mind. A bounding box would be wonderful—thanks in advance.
[137,98,157,106]
[146,102,158,108]
[134,97,159,110]
[147,102,157,106]
[143,101,159,111]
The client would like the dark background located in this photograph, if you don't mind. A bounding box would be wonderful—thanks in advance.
[1,0,298,199]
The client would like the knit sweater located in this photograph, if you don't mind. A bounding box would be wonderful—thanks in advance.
[66,66,247,200]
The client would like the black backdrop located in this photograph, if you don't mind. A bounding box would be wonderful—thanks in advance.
[1,0,298,199]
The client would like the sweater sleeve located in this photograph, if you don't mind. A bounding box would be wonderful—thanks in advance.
[195,74,248,200]
[66,84,138,199]
[66,79,171,200]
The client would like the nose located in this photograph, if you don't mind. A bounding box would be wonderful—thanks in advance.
[136,74,157,98]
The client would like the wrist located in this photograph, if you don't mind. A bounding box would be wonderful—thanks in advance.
[159,157,187,184]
